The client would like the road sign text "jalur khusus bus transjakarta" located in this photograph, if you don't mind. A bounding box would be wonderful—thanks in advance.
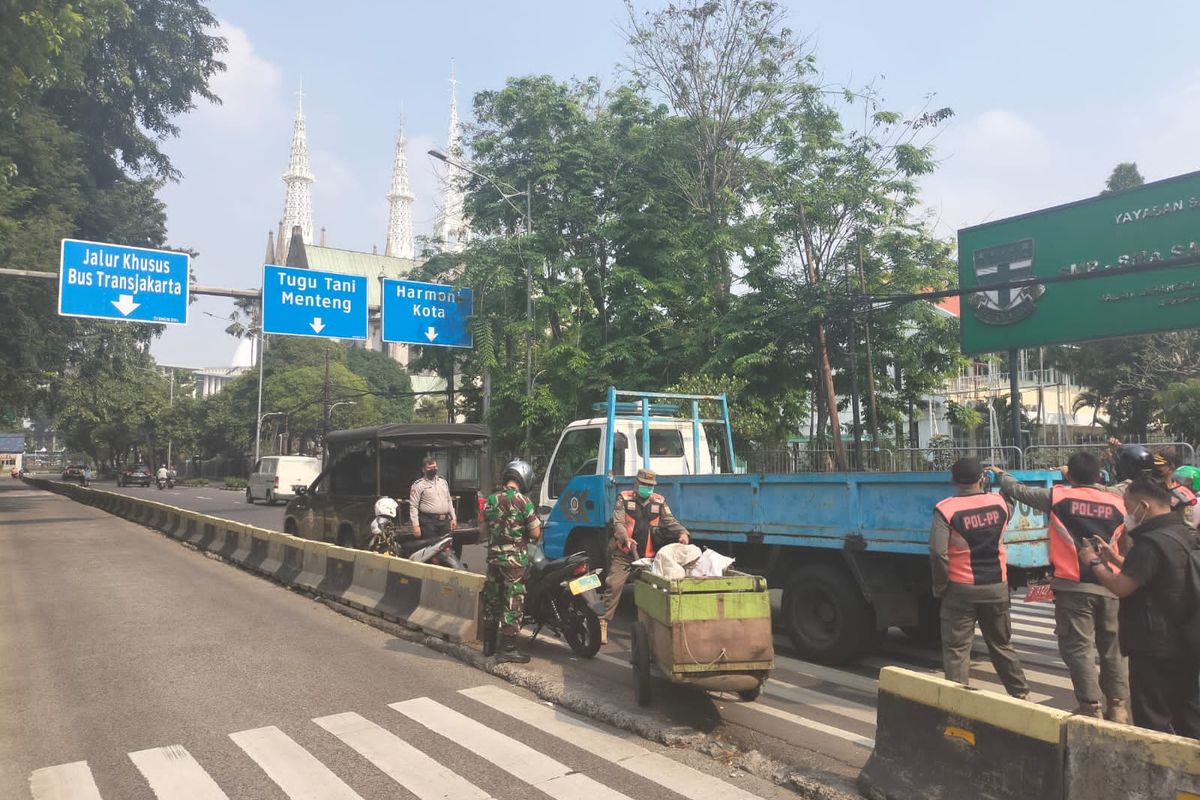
[58,238,190,325]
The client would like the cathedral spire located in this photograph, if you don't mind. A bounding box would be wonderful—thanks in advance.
[435,62,470,253]
[385,114,415,259]
[278,88,314,264]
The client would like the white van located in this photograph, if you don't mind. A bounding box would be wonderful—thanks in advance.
[247,456,321,505]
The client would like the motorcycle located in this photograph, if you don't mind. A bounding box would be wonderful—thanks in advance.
[366,522,463,570]
[482,546,605,659]
[155,475,175,490]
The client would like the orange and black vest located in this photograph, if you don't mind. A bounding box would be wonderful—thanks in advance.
[1169,481,1197,514]
[1048,485,1125,584]
[619,489,666,558]
[935,493,1011,585]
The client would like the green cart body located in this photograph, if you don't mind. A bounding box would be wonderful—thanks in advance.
[631,569,774,704]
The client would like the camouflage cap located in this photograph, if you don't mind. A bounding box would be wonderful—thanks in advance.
[636,468,657,485]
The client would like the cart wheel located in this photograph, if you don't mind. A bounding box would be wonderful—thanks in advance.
[632,621,651,706]
[736,684,762,702]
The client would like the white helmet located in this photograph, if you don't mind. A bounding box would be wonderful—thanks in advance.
[374,496,398,519]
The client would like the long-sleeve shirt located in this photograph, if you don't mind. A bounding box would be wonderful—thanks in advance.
[929,487,1013,601]
[997,472,1123,597]
[612,492,688,555]
[409,475,456,527]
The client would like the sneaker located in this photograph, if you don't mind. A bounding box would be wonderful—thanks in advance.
[1105,698,1129,724]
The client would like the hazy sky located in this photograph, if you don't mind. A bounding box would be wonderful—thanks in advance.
[150,0,1200,367]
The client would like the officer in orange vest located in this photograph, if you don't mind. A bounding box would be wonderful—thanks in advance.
[991,451,1130,722]
[931,457,1029,698]
[600,468,690,644]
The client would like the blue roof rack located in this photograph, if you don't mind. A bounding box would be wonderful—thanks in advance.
[591,401,680,416]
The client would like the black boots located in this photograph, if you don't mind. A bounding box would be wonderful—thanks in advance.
[494,633,530,664]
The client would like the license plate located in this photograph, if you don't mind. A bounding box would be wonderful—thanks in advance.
[568,573,601,595]
[1025,583,1055,603]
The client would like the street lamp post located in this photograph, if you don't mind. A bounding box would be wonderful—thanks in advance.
[257,412,283,463]
[428,149,535,448]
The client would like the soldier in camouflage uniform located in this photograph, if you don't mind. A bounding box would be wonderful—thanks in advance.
[484,459,541,664]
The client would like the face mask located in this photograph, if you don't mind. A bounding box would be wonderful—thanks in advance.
[1124,503,1147,531]
[425,468,437,479]
[637,485,653,500]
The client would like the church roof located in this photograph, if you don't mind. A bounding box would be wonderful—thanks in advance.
[297,244,420,306]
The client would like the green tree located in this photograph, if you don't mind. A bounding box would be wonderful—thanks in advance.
[346,347,414,423]
[1157,379,1200,444]
[1101,162,1144,195]
[0,0,225,421]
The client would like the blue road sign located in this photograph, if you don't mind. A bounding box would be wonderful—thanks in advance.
[381,279,473,348]
[58,238,190,325]
[261,265,368,340]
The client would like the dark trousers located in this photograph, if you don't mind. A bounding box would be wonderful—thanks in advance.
[602,548,633,622]
[939,587,1029,698]
[1128,652,1200,738]
[418,512,451,541]
[1055,590,1128,705]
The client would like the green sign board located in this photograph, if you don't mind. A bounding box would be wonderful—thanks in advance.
[957,170,1200,353]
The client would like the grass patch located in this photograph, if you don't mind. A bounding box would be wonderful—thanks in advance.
[180,478,209,487]
[223,476,248,489]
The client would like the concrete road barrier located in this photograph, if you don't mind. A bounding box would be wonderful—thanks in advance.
[859,666,1071,800]
[1065,715,1200,800]
[23,480,485,644]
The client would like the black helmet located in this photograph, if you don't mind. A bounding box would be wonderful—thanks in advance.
[502,459,535,493]
[1115,444,1155,482]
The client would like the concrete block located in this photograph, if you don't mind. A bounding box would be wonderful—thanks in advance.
[1065,715,1200,800]
[859,667,1070,800]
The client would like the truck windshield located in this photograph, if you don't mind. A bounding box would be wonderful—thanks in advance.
[549,427,601,498]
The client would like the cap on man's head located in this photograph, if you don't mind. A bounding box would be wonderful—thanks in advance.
[636,468,657,486]
[951,457,983,485]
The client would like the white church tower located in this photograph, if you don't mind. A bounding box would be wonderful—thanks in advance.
[384,116,415,259]
[278,92,314,264]
[434,65,471,253]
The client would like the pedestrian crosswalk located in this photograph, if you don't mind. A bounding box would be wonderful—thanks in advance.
[568,592,1071,764]
[27,685,783,799]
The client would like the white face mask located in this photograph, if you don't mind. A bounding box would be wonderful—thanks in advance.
[1124,503,1148,531]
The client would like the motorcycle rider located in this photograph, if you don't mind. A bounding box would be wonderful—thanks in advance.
[156,464,169,487]
[483,459,541,664]
[368,497,400,554]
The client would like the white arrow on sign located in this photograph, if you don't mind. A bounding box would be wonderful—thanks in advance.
[424,326,438,342]
[111,294,140,316]
[310,317,326,334]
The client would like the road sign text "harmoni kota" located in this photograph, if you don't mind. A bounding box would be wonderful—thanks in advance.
[381,278,473,348]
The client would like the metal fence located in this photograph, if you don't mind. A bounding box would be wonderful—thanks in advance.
[744,448,896,473]
[1024,441,1196,470]
[180,455,250,481]
[894,445,1024,472]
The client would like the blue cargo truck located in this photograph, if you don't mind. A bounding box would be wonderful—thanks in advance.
[538,387,1058,664]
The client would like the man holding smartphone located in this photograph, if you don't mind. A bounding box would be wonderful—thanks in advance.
[990,452,1130,722]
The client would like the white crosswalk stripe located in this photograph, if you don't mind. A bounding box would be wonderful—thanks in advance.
[461,684,766,800]
[128,745,228,799]
[230,725,363,800]
[314,711,491,800]
[29,761,103,800]
[391,696,636,800]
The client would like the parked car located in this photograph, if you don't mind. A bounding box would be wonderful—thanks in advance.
[117,464,152,487]
[284,423,490,552]
[247,456,321,505]
[62,464,86,482]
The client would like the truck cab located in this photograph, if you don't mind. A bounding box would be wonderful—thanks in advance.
[539,412,719,514]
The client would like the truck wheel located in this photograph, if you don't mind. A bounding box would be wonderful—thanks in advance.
[284,519,299,536]
[781,563,875,665]
[336,525,357,549]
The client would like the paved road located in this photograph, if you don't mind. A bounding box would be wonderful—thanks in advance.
[0,481,793,799]
[99,480,287,531]
[48,478,1080,783]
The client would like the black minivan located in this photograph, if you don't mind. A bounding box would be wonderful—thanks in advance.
[284,423,490,551]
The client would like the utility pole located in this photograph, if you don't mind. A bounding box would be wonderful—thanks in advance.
[322,344,331,466]
[846,261,863,470]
